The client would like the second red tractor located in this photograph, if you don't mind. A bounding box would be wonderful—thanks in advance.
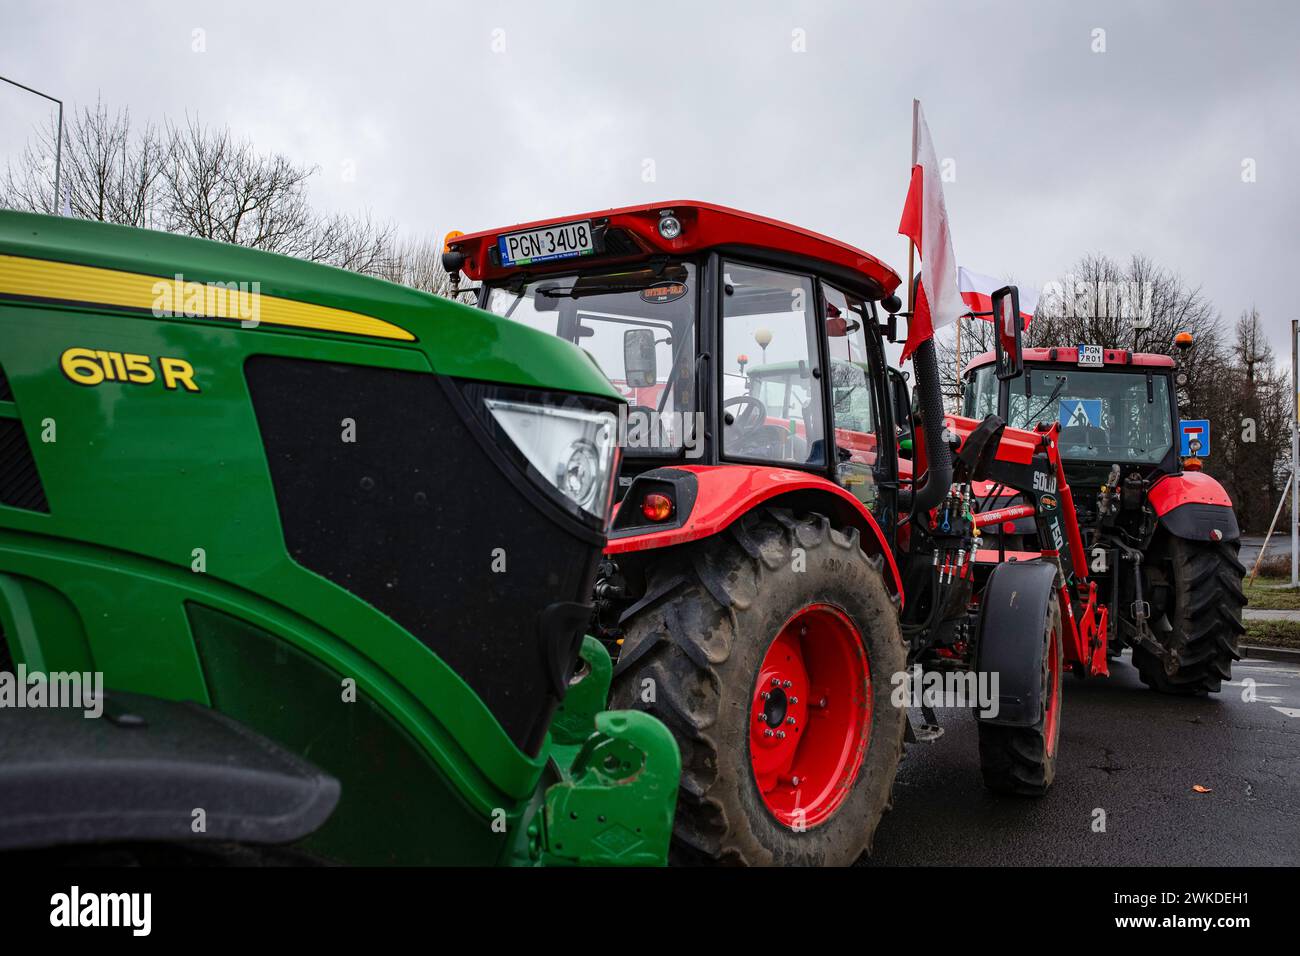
[962,343,1246,695]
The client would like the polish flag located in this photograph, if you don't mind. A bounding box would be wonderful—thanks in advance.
[897,101,964,362]
[958,267,1039,326]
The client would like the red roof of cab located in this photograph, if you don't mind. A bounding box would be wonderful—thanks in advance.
[448,200,901,294]
[965,346,1175,372]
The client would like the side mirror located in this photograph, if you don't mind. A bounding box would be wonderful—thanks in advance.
[624,328,658,388]
[888,367,913,457]
[991,285,1024,382]
[879,294,902,343]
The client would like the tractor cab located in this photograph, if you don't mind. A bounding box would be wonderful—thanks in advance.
[963,347,1182,497]
[446,202,904,534]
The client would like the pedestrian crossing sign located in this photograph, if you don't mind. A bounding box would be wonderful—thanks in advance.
[1059,399,1102,428]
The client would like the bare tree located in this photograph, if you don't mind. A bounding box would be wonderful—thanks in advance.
[1,99,164,224]
[2,102,401,281]
[375,234,477,303]
[1215,308,1291,532]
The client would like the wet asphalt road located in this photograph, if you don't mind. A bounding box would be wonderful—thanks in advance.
[859,650,1300,866]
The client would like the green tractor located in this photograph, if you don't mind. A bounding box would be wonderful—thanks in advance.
[0,210,679,865]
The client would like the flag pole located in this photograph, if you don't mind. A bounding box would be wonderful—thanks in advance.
[906,99,918,313]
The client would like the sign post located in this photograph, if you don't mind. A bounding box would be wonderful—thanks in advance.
[1292,320,1298,587]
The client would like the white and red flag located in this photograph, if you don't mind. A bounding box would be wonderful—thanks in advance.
[958,266,1039,326]
[897,100,963,361]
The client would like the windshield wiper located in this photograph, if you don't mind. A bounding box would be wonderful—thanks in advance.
[1024,376,1067,425]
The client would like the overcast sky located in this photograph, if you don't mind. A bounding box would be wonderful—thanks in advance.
[3,0,1298,358]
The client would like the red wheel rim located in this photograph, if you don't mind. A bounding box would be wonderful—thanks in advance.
[749,604,871,830]
[1044,620,1061,757]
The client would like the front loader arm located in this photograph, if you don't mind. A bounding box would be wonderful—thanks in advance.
[948,415,1109,678]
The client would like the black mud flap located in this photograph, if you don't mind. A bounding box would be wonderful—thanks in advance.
[973,560,1057,728]
[0,691,339,852]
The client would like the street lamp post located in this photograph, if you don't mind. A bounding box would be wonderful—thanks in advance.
[1292,319,1298,587]
[0,74,64,215]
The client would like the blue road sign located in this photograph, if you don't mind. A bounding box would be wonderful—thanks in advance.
[1180,419,1210,457]
[1060,399,1102,428]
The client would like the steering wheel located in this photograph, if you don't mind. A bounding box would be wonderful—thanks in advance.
[723,395,768,433]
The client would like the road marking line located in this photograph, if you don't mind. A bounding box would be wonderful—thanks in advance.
[1270,706,1300,718]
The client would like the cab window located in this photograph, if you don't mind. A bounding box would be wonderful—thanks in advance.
[824,284,882,510]
[721,263,825,465]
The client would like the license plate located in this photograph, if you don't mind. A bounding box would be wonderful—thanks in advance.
[1077,344,1103,367]
[498,220,594,267]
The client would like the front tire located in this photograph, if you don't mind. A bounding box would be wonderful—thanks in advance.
[977,591,1063,796]
[1135,538,1245,695]
[609,507,906,866]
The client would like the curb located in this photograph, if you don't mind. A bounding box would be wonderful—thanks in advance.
[1240,643,1300,662]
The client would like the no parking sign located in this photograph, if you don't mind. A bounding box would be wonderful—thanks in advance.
[1180,419,1210,456]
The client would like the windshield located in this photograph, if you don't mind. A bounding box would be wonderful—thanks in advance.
[966,364,1175,463]
[484,262,697,455]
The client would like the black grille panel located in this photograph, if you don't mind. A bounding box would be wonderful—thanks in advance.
[244,356,603,753]
[0,418,50,513]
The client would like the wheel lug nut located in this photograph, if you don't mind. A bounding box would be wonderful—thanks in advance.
[776,731,787,739]
[786,716,796,725]
[789,696,799,704]
[771,677,780,686]
[756,713,767,723]
[760,691,770,700]
[783,680,792,688]
[764,729,774,737]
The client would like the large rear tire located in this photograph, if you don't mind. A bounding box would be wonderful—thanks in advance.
[1134,538,1245,695]
[977,591,1062,796]
[609,507,906,866]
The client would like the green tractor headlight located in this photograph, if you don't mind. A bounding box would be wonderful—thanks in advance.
[485,398,619,521]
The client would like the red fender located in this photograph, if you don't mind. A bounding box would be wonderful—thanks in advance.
[1147,470,1233,515]
[605,464,903,605]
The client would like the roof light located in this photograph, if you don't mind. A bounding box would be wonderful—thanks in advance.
[1174,331,1194,350]
[657,211,682,240]
[443,230,464,253]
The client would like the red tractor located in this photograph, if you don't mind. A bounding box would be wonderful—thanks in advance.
[444,203,1108,865]
[962,342,1246,694]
